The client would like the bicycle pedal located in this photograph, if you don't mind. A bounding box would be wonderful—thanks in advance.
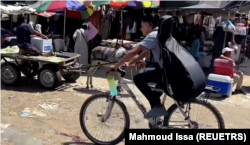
[116,95,122,98]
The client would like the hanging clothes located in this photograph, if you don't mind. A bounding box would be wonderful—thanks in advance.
[194,14,202,25]
[87,22,98,41]
[203,16,215,39]
[73,23,89,67]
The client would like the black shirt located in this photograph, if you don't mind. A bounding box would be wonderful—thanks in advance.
[16,23,35,44]
[212,26,234,56]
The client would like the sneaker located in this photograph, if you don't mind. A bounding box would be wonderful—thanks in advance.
[148,117,158,127]
[144,105,168,119]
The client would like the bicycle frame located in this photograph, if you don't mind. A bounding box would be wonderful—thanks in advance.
[107,74,166,116]
[104,73,197,128]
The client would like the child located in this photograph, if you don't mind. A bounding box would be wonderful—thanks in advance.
[190,31,200,60]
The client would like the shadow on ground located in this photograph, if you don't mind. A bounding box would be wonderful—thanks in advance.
[73,87,106,94]
[203,93,227,101]
[243,86,250,94]
[1,76,76,93]
[62,142,94,145]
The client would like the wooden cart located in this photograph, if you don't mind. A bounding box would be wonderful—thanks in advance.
[1,46,82,90]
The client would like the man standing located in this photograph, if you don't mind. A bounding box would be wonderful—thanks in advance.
[16,16,48,56]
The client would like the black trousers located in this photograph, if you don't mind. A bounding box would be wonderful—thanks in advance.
[133,68,163,109]
[18,43,42,56]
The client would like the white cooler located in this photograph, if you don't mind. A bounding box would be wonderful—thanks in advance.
[31,38,52,53]
[206,74,233,97]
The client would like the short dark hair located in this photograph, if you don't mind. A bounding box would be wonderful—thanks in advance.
[193,31,200,38]
[17,16,26,25]
[141,13,160,28]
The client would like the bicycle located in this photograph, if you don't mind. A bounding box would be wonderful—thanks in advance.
[79,65,225,145]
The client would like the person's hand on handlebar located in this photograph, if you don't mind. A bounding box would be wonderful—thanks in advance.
[124,62,130,67]
[107,64,126,74]
[107,65,119,73]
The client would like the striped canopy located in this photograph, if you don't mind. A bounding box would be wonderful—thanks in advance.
[36,0,93,18]
[90,0,159,9]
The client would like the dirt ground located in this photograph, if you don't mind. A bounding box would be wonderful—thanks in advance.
[1,59,250,145]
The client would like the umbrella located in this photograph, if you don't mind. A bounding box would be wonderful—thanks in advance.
[54,9,93,19]
[36,0,93,18]
[36,0,93,39]
[92,0,159,9]
[34,12,56,18]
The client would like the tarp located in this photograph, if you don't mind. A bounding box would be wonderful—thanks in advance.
[34,12,56,18]
[0,5,36,15]
[30,1,47,9]
[182,3,220,9]
[200,0,250,9]
[230,2,250,13]
[160,0,250,9]
[92,0,159,8]
[159,1,200,8]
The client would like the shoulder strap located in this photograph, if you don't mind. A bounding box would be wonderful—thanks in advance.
[149,28,158,63]
[79,29,88,45]
[150,50,154,63]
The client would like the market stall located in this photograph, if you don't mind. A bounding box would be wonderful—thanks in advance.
[0,4,37,48]
[91,0,159,47]
[36,0,94,39]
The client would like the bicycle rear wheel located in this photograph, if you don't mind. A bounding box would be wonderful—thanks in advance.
[164,99,225,129]
[79,93,130,144]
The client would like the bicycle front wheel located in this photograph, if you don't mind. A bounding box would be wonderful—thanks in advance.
[79,93,130,144]
[164,99,225,129]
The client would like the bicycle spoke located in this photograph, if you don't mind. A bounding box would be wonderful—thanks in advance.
[82,96,126,142]
[167,101,221,129]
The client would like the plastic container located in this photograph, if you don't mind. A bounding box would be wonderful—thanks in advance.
[214,58,234,78]
[107,74,118,96]
[206,74,233,96]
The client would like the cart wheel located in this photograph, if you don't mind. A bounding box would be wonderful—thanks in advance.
[38,66,61,90]
[1,62,21,86]
[62,72,81,82]
[20,60,39,78]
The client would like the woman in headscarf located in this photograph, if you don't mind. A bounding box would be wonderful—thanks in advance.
[35,24,42,34]
[73,23,89,67]
[28,21,34,30]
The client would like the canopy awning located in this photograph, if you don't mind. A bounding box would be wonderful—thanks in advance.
[34,12,56,18]
[0,5,36,15]
[182,3,220,9]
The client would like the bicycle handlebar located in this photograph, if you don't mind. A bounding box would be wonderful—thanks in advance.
[107,64,126,77]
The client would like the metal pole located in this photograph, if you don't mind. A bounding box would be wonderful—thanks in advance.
[121,8,123,46]
[223,11,230,49]
[63,9,66,39]
[10,15,13,31]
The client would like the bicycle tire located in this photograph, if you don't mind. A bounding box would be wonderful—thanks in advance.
[164,99,225,129]
[79,93,130,145]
